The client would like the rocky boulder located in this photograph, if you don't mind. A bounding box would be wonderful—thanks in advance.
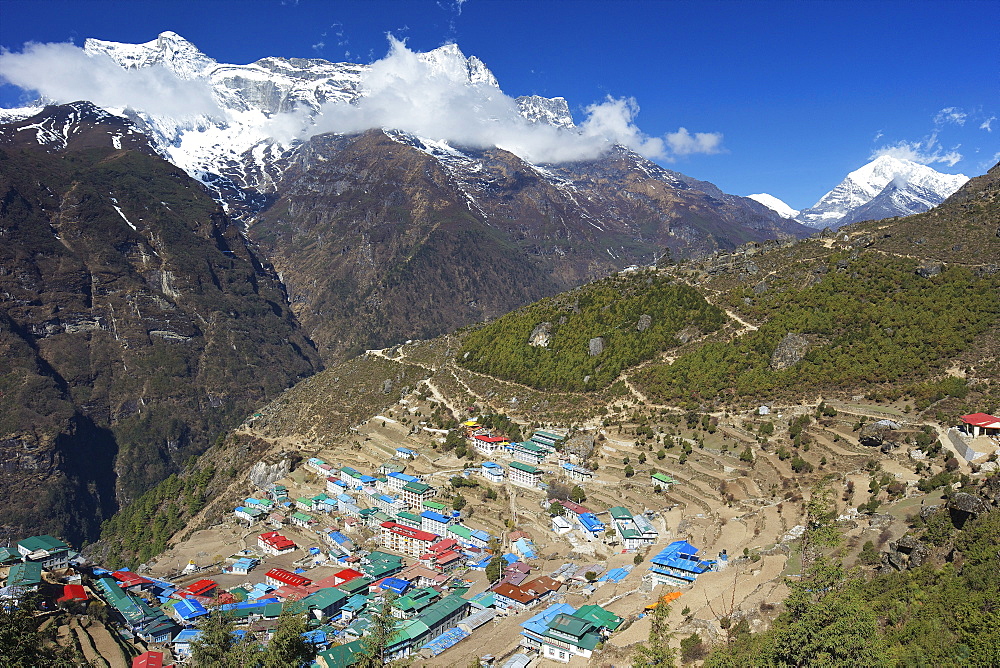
[770,332,810,371]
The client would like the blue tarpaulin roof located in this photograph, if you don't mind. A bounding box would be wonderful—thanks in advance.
[502,553,519,564]
[521,603,576,636]
[578,513,605,531]
[597,566,632,583]
[174,598,208,621]
[650,540,712,575]
[380,578,409,595]
[420,627,470,656]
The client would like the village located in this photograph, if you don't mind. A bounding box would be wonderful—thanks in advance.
[3,387,998,668]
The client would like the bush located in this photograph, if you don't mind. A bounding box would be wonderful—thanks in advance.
[681,633,707,663]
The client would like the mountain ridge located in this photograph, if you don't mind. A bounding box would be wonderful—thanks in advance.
[798,155,968,229]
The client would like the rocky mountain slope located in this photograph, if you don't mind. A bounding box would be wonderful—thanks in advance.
[797,155,968,229]
[251,131,808,359]
[0,102,321,544]
[0,33,812,360]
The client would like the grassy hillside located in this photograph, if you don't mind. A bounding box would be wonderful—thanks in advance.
[637,253,1000,408]
[458,271,726,391]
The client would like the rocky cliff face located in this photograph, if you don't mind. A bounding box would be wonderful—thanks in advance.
[0,103,321,543]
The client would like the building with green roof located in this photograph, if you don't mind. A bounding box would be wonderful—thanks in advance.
[7,561,44,590]
[509,461,543,488]
[16,535,71,569]
[651,472,677,489]
[316,638,368,668]
[289,587,348,619]
[422,500,447,513]
[392,586,440,619]
[0,546,21,566]
[395,511,423,529]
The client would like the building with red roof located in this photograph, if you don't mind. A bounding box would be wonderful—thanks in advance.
[492,582,540,611]
[961,413,1000,437]
[183,579,217,597]
[273,584,311,601]
[57,584,88,603]
[265,568,312,588]
[379,521,438,558]
[132,651,172,668]
[112,571,152,590]
[430,538,460,554]
[258,531,297,556]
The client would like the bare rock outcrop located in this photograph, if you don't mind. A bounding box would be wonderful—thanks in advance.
[770,332,810,371]
[529,322,552,347]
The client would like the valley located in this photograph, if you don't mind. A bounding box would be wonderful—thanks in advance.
[0,25,997,668]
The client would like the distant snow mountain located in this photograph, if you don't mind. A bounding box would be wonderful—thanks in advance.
[798,155,968,229]
[747,193,799,219]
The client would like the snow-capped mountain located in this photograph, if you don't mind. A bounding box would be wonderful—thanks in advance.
[72,32,571,219]
[747,193,800,219]
[798,155,968,229]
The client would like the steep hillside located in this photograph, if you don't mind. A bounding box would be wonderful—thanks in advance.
[0,103,321,544]
[251,131,808,360]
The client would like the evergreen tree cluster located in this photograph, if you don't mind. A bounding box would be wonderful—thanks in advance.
[458,271,725,391]
[639,254,1000,406]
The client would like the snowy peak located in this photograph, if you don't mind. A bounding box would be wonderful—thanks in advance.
[0,101,154,153]
[798,155,968,228]
[418,43,500,88]
[516,95,575,129]
[85,31,217,79]
[747,193,799,219]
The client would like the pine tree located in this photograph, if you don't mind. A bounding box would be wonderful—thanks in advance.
[631,602,676,667]
[486,555,505,584]
[356,593,398,668]
[260,611,313,667]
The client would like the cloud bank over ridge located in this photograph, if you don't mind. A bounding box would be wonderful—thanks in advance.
[1,36,723,165]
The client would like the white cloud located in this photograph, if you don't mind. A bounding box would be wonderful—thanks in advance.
[303,38,722,164]
[665,127,725,156]
[934,106,967,126]
[980,116,995,132]
[871,132,962,167]
[0,41,221,119]
[0,36,723,166]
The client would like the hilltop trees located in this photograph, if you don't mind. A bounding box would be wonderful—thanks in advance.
[459,272,725,391]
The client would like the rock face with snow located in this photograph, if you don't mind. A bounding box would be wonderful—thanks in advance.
[798,155,968,229]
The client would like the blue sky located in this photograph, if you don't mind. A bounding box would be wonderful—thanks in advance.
[1,0,997,208]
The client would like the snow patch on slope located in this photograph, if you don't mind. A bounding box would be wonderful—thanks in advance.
[747,193,799,219]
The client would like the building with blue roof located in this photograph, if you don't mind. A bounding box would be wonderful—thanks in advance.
[387,472,419,491]
[469,529,491,549]
[231,557,258,575]
[380,578,410,596]
[420,510,452,536]
[396,447,418,459]
[647,540,715,587]
[171,628,201,660]
[481,461,505,483]
[512,538,536,560]
[173,598,209,623]
[576,512,605,538]
[562,462,595,482]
